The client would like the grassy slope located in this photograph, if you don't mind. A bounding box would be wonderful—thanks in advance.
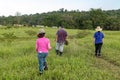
[0,27,120,80]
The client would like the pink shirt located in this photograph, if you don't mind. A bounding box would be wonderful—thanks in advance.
[36,37,51,53]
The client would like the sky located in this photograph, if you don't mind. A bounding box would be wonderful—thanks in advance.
[0,0,120,16]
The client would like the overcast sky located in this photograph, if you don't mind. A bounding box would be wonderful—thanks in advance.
[0,0,120,16]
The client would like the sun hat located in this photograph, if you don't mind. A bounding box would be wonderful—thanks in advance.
[39,29,45,34]
[95,26,102,31]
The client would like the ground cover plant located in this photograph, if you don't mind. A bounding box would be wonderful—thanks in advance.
[0,27,120,80]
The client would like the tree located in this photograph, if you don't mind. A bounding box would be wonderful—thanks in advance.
[15,12,21,25]
[89,8,107,29]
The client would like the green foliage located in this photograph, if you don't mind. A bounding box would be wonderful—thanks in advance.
[76,30,91,38]
[0,27,120,80]
[0,8,120,30]
[24,30,37,36]
[1,32,17,44]
[2,32,17,39]
[6,25,13,29]
[69,30,91,39]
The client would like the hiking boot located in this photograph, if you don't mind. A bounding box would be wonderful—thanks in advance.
[60,52,63,56]
[39,71,43,75]
[56,50,59,55]
[98,54,101,57]
[43,62,48,70]
[44,67,48,70]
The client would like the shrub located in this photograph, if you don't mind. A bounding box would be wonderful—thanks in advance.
[2,32,17,44]
[2,32,17,39]
[69,30,91,39]
[76,30,91,38]
[24,30,37,36]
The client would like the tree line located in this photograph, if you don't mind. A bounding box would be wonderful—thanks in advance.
[0,8,120,30]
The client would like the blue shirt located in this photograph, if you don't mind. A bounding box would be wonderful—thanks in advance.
[94,31,104,44]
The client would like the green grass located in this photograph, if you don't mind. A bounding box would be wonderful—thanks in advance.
[0,27,120,80]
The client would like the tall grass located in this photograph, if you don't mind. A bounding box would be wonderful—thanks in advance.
[0,27,120,80]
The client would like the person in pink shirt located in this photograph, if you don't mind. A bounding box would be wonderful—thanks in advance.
[36,29,51,74]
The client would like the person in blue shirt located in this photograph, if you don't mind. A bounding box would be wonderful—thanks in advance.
[93,26,104,57]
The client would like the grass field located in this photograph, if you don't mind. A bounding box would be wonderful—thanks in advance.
[0,27,120,80]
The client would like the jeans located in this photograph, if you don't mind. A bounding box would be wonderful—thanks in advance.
[37,53,48,72]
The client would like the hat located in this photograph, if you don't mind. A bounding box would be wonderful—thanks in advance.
[95,26,102,31]
[39,29,45,34]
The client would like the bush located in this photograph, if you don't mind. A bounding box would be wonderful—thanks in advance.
[2,32,17,43]
[2,32,17,39]
[24,30,37,36]
[76,30,91,38]
[69,30,91,39]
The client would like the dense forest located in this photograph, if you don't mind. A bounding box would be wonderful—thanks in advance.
[0,8,120,30]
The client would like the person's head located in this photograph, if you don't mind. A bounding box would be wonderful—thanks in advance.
[59,26,64,29]
[95,26,102,32]
[37,29,45,38]
[61,26,64,28]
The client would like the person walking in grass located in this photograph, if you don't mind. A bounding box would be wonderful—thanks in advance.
[93,26,104,57]
[55,26,68,56]
[36,29,51,74]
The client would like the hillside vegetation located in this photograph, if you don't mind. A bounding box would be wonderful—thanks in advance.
[0,27,120,80]
[0,8,120,30]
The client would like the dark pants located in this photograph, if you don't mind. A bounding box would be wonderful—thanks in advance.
[95,43,103,56]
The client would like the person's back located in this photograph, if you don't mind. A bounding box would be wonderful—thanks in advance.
[36,37,50,53]
[93,26,104,57]
[94,31,104,44]
[57,28,67,43]
[36,29,51,74]
[55,27,67,56]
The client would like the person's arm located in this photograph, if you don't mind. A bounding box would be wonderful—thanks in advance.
[102,38,104,43]
[36,40,38,52]
[48,40,52,50]
[102,33,104,43]
[48,42,52,50]
[55,31,58,42]
[93,33,96,44]
[93,38,95,44]
[65,34,67,40]
[65,31,68,40]
[55,35,58,41]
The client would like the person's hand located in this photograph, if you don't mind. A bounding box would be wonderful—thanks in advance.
[54,39,57,42]
[93,38,95,44]
[49,47,52,50]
